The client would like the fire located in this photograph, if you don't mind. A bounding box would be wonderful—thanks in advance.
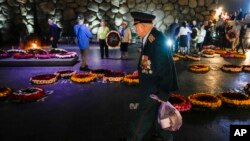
[22,39,42,50]
[31,42,38,49]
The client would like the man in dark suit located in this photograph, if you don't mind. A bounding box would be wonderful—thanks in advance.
[48,18,61,48]
[124,12,179,141]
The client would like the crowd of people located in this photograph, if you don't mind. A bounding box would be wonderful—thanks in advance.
[168,8,250,55]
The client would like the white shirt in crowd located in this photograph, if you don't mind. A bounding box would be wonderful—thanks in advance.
[197,28,206,43]
[178,27,192,36]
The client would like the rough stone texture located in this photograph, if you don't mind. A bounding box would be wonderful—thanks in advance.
[39,2,55,15]
[75,0,87,6]
[190,9,196,16]
[63,8,75,20]
[112,7,119,13]
[20,6,27,16]
[99,2,111,11]
[95,0,104,3]
[68,3,78,8]
[119,4,129,14]
[123,12,133,21]
[127,0,135,8]
[153,10,164,22]
[135,3,147,12]
[202,11,210,16]
[88,2,99,12]
[115,13,122,26]
[207,3,217,11]
[7,0,19,7]
[163,3,174,11]
[147,3,156,12]
[161,0,168,4]
[205,0,214,6]
[156,4,162,10]
[97,10,105,20]
[189,0,197,8]
[91,20,100,27]
[0,0,6,3]
[164,15,174,25]
[196,13,204,21]
[111,0,120,7]
[16,0,27,4]
[182,7,189,14]
[0,0,217,41]
[198,0,205,6]
[86,12,97,22]
[178,0,188,6]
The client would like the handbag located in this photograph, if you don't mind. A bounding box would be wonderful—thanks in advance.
[150,94,182,131]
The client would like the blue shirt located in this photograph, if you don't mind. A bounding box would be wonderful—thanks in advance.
[74,24,92,49]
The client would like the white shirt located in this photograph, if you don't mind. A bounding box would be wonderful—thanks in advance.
[197,28,206,43]
[178,27,192,36]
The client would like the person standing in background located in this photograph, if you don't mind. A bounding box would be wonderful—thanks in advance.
[48,18,61,48]
[169,18,179,53]
[197,24,207,52]
[177,22,192,54]
[119,21,132,59]
[97,20,110,59]
[74,15,93,71]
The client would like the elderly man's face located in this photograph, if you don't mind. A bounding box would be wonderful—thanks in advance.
[134,23,146,38]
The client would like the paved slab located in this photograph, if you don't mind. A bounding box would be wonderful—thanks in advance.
[0,44,250,141]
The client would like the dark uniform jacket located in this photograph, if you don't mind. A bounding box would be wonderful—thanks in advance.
[138,28,179,98]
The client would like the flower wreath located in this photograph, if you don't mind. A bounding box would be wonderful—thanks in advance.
[55,52,77,59]
[71,73,97,83]
[55,70,76,78]
[30,74,58,85]
[226,29,238,42]
[91,69,112,78]
[0,87,12,99]
[243,65,250,72]
[13,53,34,59]
[11,87,45,102]
[27,48,48,55]
[234,54,246,59]
[168,94,192,112]
[49,48,68,54]
[201,50,215,58]
[103,72,125,82]
[187,93,222,110]
[123,74,139,85]
[221,64,242,72]
[0,50,10,59]
[189,64,210,73]
[34,53,55,59]
[7,49,27,56]
[213,49,227,55]
[219,92,250,108]
[174,53,186,59]
[186,54,201,61]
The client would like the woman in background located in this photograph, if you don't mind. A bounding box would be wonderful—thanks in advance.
[97,20,110,59]
[119,21,132,59]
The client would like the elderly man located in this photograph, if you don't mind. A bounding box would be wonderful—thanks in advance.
[123,12,179,141]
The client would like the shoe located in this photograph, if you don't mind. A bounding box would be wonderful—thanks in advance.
[80,66,90,71]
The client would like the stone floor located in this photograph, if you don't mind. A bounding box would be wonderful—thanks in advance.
[0,44,250,141]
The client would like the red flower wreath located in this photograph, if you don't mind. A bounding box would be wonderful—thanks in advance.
[226,30,238,42]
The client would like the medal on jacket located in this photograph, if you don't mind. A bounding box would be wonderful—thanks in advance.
[140,55,152,74]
